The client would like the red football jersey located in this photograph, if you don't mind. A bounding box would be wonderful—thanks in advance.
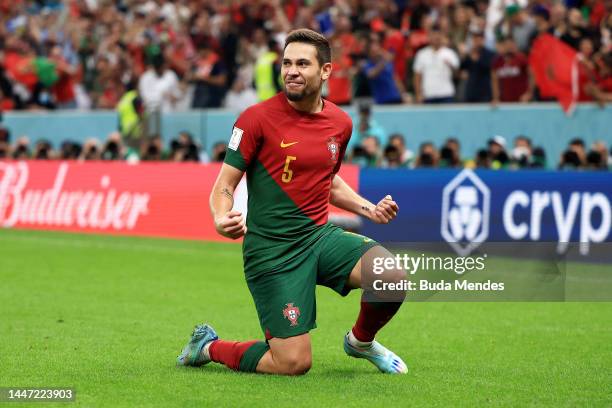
[224,93,353,273]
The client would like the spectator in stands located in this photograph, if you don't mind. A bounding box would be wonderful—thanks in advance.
[559,138,587,169]
[587,141,609,169]
[117,82,146,153]
[439,137,462,168]
[511,135,533,168]
[80,138,101,161]
[0,51,17,110]
[491,37,531,104]
[560,8,590,50]
[559,150,583,169]
[0,85,15,111]
[449,5,470,49]
[0,127,10,159]
[349,145,370,167]
[577,38,596,96]
[90,56,122,110]
[361,135,383,167]
[1,0,609,114]
[224,75,258,112]
[0,126,10,144]
[101,132,124,161]
[531,147,547,168]
[532,6,554,38]
[498,5,537,53]
[59,140,82,160]
[354,103,386,143]
[460,28,494,103]
[1,0,611,170]
[49,45,78,109]
[414,142,439,168]
[138,54,182,113]
[169,131,199,162]
[0,142,8,159]
[211,142,227,162]
[33,139,53,160]
[326,37,354,106]
[380,21,407,90]
[12,136,30,159]
[254,38,282,102]
[217,15,240,91]
[190,42,227,109]
[474,149,491,168]
[4,38,56,110]
[487,135,510,169]
[569,138,587,165]
[586,149,606,170]
[388,133,414,167]
[141,136,164,161]
[361,34,403,104]
[585,52,612,104]
[413,26,459,104]
[382,145,403,168]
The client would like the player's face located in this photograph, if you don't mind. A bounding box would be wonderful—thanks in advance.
[282,42,331,102]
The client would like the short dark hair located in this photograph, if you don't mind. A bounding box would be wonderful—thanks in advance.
[570,138,585,147]
[284,29,331,67]
[389,133,405,145]
[515,135,532,146]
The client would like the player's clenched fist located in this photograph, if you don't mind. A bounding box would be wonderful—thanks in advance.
[370,195,399,224]
[215,210,247,239]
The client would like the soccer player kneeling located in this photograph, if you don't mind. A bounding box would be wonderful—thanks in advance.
[177,29,407,375]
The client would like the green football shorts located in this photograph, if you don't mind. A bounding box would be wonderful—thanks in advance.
[245,223,379,339]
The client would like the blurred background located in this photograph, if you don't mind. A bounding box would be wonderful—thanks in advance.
[0,0,610,170]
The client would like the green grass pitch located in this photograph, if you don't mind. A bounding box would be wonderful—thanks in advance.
[1,229,610,407]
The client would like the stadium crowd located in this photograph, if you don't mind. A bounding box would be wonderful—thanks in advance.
[1,121,610,170]
[0,0,611,170]
[0,0,611,111]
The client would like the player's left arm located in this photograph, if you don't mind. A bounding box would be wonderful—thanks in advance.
[329,174,398,224]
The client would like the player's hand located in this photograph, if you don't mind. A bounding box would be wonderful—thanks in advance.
[215,210,247,239]
[370,195,399,224]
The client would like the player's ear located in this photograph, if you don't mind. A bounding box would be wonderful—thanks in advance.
[321,62,332,81]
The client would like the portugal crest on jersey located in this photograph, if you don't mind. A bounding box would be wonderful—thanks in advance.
[328,137,338,162]
[282,303,300,326]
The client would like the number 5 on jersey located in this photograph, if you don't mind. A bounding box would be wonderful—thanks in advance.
[282,156,297,183]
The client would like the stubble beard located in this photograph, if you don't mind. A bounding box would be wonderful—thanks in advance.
[284,85,310,101]
[284,80,321,102]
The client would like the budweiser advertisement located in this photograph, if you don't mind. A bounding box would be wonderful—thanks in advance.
[0,161,359,241]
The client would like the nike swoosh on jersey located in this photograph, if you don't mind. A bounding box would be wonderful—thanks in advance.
[280,140,299,148]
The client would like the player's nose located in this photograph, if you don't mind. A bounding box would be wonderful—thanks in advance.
[285,65,299,76]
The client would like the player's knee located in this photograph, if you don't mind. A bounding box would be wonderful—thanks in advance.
[377,266,407,302]
[385,266,406,284]
[279,354,312,376]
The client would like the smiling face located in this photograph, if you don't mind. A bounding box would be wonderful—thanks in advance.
[281,42,331,102]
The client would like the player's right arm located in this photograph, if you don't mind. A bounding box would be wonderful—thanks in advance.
[211,106,261,239]
[210,163,246,239]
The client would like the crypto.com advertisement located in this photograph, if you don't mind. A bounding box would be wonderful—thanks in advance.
[361,168,611,255]
[359,168,612,302]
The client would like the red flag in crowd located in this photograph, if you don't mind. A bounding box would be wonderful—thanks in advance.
[529,34,578,114]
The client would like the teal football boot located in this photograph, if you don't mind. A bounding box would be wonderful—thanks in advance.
[177,324,218,367]
[343,334,408,374]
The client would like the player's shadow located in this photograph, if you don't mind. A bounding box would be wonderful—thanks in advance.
[176,365,378,377]
[318,367,380,378]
